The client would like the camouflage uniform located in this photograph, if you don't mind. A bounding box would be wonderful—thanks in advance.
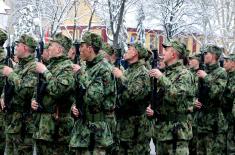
[195,46,227,155]
[223,54,235,154]
[1,35,38,155]
[0,29,7,154]
[33,34,75,155]
[116,43,151,155]
[155,41,195,155]
[188,54,200,155]
[69,32,115,155]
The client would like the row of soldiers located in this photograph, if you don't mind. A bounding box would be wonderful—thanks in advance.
[0,27,234,155]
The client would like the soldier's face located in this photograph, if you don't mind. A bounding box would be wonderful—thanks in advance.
[48,42,61,58]
[204,52,213,64]
[68,47,76,60]
[189,59,199,69]
[224,59,233,71]
[15,43,26,58]
[124,46,137,61]
[79,43,91,61]
[163,47,174,64]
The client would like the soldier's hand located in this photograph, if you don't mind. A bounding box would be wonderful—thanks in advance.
[72,64,81,73]
[146,105,154,117]
[197,70,207,79]
[31,100,39,111]
[194,99,202,109]
[36,62,47,73]
[0,98,5,110]
[71,105,79,117]
[2,66,13,77]
[149,69,163,79]
[112,67,123,78]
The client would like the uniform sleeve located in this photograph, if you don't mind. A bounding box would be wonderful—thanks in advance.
[7,66,37,97]
[121,72,150,103]
[158,71,195,103]
[43,66,75,98]
[203,70,227,101]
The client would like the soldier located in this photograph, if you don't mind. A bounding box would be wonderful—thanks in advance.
[0,34,38,155]
[112,42,151,154]
[70,32,115,155]
[194,45,227,154]
[0,29,7,154]
[31,33,75,155]
[188,53,200,155]
[149,40,195,155]
[222,53,235,154]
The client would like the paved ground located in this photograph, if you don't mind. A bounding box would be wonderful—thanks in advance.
[150,139,156,155]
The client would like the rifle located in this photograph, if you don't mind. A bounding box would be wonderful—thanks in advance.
[151,49,159,117]
[197,48,207,106]
[35,40,47,112]
[3,42,14,112]
[73,41,86,121]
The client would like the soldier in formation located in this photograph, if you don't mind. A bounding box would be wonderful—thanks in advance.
[0,28,235,155]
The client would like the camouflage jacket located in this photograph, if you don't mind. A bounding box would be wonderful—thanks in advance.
[118,60,151,117]
[196,63,227,133]
[155,60,195,141]
[70,54,115,148]
[222,70,235,124]
[3,55,37,134]
[34,55,75,143]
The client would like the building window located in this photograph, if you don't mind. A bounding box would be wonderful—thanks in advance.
[150,34,155,49]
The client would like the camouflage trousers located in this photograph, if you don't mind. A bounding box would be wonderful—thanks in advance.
[36,139,74,155]
[157,140,189,155]
[197,133,226,155]
[105,114,117,155]
[226,125,235,154]
[5,133,33,155]
[74,148,106,155]
[116,115,151,155]
[0,114,5,155]
[188,126,197,155]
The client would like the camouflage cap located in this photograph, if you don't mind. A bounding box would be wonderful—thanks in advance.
[205,45,222,57]
[16,34,37,50]
[102,43,114,55]
[224,53,235,61]
[130,42,148,59]
[189,53,200,61]
[0,29,7,46]
[162,40,187,57]
[51,33,72,52]
[81,32,102,48]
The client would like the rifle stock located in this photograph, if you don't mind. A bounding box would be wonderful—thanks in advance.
[35,41,46,112]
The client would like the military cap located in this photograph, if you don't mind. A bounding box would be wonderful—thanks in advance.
[129,42,148,59]
[162,40,187,57]
[224,53,235,61]
[51,33,72,52]
[189,53,200,61]
[0,29,7,46]
[16,34,37,50]
[204,45,222,57]
[81,32,102,48]
[102,43,114,55]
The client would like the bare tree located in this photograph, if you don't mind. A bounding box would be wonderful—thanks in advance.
[136,2,146,45]
[145,0,197,40]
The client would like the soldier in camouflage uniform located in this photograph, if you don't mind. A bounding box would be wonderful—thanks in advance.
[31,33,75,155]
[0,29,7,154]
[223,53,235,154]
[0,34,38,155]
[112,42,151,155]
[188,53,200,155]
[149,40,195,155]
[70,32,115,155]
[194,45,227,155]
